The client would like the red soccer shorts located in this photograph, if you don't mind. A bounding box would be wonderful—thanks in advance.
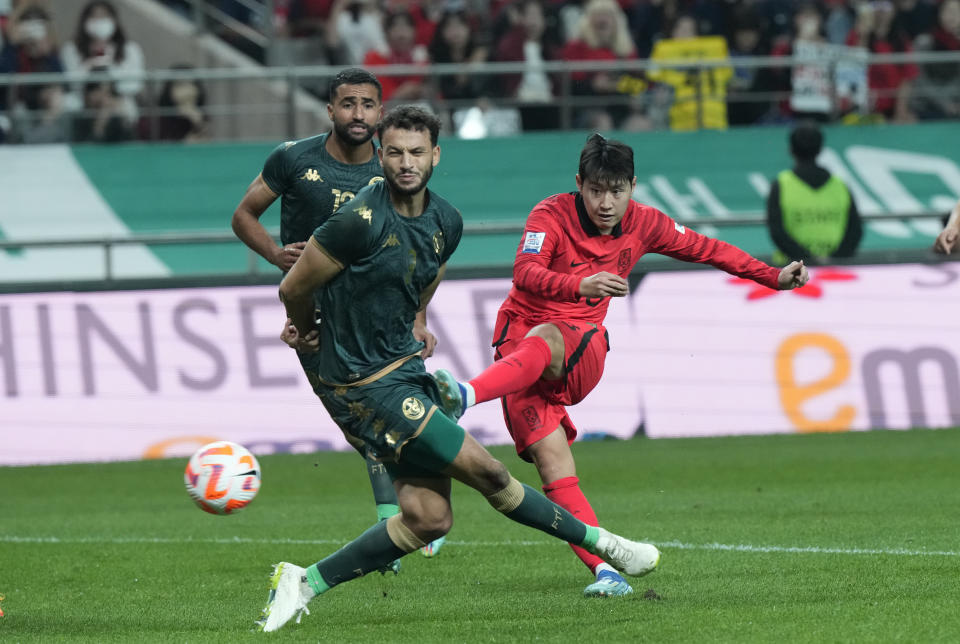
[491,310,609,461]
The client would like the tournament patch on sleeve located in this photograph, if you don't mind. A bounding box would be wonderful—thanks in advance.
[522,231,546,254]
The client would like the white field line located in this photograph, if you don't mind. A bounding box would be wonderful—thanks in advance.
[1,535,958,557]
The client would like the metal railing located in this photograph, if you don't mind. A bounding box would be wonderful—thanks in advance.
[2,50,959,140]
[0,211,947,288]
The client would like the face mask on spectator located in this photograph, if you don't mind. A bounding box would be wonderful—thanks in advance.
[18,19,48,42]
[85,17,116,41]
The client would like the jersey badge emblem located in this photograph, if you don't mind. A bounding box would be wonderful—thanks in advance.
[433,230,445,256]
[402,397,426,420]
[299,169,323,182]
[382,234,400,248]
[522,232,546,254]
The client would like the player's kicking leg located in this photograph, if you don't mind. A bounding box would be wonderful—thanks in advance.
[255,410,658,632]
[434,332,556,420]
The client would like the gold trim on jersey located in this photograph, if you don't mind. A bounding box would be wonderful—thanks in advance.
[313,352,420,388]
[309,237,345,270]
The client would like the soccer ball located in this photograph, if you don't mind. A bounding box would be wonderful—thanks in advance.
[184,441,261,515]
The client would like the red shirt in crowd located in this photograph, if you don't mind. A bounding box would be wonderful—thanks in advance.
[362,48,426,101]
[845,31,919,116]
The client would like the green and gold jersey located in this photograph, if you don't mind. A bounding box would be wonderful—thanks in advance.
[260,132,384,246]
[310,180,463,385]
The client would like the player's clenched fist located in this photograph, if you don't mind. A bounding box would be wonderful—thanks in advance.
[778,260,809,290]
[579,271,630,298]
[280,317,320,353]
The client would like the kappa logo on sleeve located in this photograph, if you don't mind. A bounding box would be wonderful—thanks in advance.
[522,232,546,254]
[674,222,686,234]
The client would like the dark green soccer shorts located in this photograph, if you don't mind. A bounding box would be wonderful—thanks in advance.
[311,357,465,480]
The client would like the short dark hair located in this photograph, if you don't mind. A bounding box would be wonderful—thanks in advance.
[789,123,823,161]
[578,133,634,186]
[378,105,442,146]
[329,68,382,102]
[384,10,416,33]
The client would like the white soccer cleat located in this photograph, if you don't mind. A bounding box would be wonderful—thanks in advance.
[593,528,660,577]
[255,562,315,632]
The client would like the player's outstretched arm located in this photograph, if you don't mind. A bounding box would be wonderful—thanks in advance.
[232,174,306,271]
[778,260,809,290]
[933,200,960,255]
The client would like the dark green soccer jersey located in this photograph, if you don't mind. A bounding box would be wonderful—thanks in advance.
[260,132,384,246]
[310,180,463,384]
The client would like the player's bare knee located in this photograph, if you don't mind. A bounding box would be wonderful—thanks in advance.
[476,458,511,495]
[404,509,452,542]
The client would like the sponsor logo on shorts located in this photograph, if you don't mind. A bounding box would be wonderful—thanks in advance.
[402,397,426,420]
[522,232,546,254]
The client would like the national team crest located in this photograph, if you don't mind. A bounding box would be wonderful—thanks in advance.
[617,249,632,274]
[402,397,426,420]
[521,405,541,429]
[433,230,445,256]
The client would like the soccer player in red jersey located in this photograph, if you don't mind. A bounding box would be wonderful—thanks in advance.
[434,133,809,597]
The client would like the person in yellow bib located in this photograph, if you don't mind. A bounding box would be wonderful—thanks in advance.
[766,124,862,265]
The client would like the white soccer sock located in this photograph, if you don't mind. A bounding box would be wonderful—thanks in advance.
[461,381,476,409]
[594,562,617,578]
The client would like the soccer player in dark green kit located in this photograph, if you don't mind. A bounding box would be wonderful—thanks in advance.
[231,69,444,560]
[255,105,661,633]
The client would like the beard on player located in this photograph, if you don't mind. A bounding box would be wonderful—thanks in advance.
[383,162,433,196]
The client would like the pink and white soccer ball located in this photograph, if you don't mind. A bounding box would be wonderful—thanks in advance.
[184,441,261,515]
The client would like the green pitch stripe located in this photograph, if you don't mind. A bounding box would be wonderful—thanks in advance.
[2,534,958,557]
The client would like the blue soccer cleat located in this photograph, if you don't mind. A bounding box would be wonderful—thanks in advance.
[433,369,466,419]
[583,569,634,597]
[421,535,446,558]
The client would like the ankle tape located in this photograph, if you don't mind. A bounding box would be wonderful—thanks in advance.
[485,476,525,513]
[385,514,427,552]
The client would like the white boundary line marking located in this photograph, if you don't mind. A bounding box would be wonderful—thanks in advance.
[1,535,958,557]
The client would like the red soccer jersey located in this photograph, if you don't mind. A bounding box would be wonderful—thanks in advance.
[499,192,781,326]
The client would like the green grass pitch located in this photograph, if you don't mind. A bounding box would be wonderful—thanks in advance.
[2,429,959,642]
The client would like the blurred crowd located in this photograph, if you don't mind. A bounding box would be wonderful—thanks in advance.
[2,0,959,143]
[0,0,208,143]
